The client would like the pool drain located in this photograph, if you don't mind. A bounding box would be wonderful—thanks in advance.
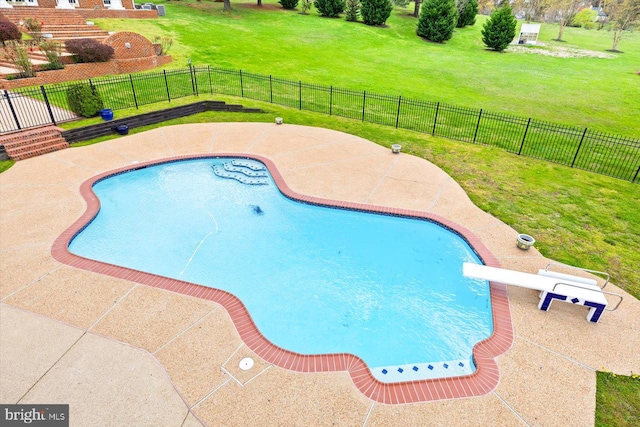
[239,357,254,370]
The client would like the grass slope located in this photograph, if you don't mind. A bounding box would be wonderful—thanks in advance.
[93,0,640,137]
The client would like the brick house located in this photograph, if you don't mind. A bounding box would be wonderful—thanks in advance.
[0,0,135,10]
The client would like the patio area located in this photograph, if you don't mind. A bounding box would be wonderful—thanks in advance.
[1,122,638,426]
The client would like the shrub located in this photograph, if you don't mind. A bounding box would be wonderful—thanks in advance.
[39,40,64,70]
[1,40,34,78]
[481,6,516,52]
[571,8,598,29]
[0,20,22,46]
[23,18,43,42]
[279,0,299,9]
[345,0,360,21]
[457,0,478,28]
[361,0,393,25]
[315,0,346,17]
[301,0,313,14]
[66,83,104,117]
[65,38,114,63]
[153,36,173,55]
[416,0,458,43]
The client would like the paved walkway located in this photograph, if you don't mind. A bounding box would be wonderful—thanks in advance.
[1,123,638,426]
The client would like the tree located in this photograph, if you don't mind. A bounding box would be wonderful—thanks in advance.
[514,0,548,22]
[361,0,394,25]
[457,0,478,27]
[416,0,458,42]
[413,0,422,17]
[223,0,231,11]
[301,0,313,14]
[546,0,580,41]
[0,20,22,46]
[345,0,361,21]
[481,5,517,51]
[279,0,299,8]
[604,0,640,52]
[315,0,346,16]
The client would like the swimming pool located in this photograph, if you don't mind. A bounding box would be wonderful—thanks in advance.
[69,157,493,383]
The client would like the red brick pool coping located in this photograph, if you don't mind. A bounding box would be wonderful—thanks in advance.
[51,153,514,405]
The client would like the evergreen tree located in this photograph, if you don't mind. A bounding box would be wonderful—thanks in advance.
[416,0,458,43]
[361,0,394,25]
[279,0,299,9]
[457,0,478,27]
[315,0,346,17]
[345,0,361,21]
[481,6,516,51]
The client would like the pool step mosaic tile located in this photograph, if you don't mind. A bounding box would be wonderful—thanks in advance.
[372,359,473,383]
[212,162,270,185]
[223,162,269,177]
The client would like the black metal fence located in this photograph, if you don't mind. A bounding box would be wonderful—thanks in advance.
[2,66,639,182]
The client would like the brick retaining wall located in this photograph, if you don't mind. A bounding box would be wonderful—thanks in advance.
[0,56,172,90]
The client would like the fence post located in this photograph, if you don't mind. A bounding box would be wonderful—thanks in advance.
[571,128,588,168]
[518,118,531,155]
[432,102,440,136]
[40,86,56,126]
[473,109,483,143]
[633,165,640,184]
[329,86,333,116]
[207,65,213,94]
[4,90,21,130]
[129,74,139,109]
[395,96,402,128]
[362,91,366,122]
[188,66,196,96]
[194,67,200,96]
[239,70,244,97]
[269,75,273,103]
[163,70,171,101]
[299,81,302,110]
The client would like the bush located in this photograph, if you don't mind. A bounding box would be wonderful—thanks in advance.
[301,0,313,14]
[416,0,458,43]
[345,0,360,21]
[571,8,598,29]
[279,0,299,8]
[0,20,22,46]
[361,0,393,25]
[66,83,104,118]
[457,0,478,28]
[481,6,516,52]
[65,38,114,63]
[315,0,346,17]
[39,40,64,70]
[1,40,34,78]
[23,18,43,42]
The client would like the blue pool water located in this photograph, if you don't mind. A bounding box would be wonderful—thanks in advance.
[70,158,493,382]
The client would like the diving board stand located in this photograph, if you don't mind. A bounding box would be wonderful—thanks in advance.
[463,263,623,323]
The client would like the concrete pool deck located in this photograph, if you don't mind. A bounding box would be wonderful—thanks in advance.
[1,123,639,426]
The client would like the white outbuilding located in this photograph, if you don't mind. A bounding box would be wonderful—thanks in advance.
[517,23,541,45]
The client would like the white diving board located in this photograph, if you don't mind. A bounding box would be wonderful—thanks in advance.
[463,263,623,323]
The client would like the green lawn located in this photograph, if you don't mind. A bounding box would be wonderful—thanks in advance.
[91,0,640,137]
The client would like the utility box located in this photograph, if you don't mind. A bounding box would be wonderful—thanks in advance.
[157,4,166,16]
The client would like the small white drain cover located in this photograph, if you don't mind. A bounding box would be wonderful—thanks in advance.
[239,357,254,370]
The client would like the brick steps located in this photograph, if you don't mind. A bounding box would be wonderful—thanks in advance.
[0,125,69,160]
[0,8,109,41]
